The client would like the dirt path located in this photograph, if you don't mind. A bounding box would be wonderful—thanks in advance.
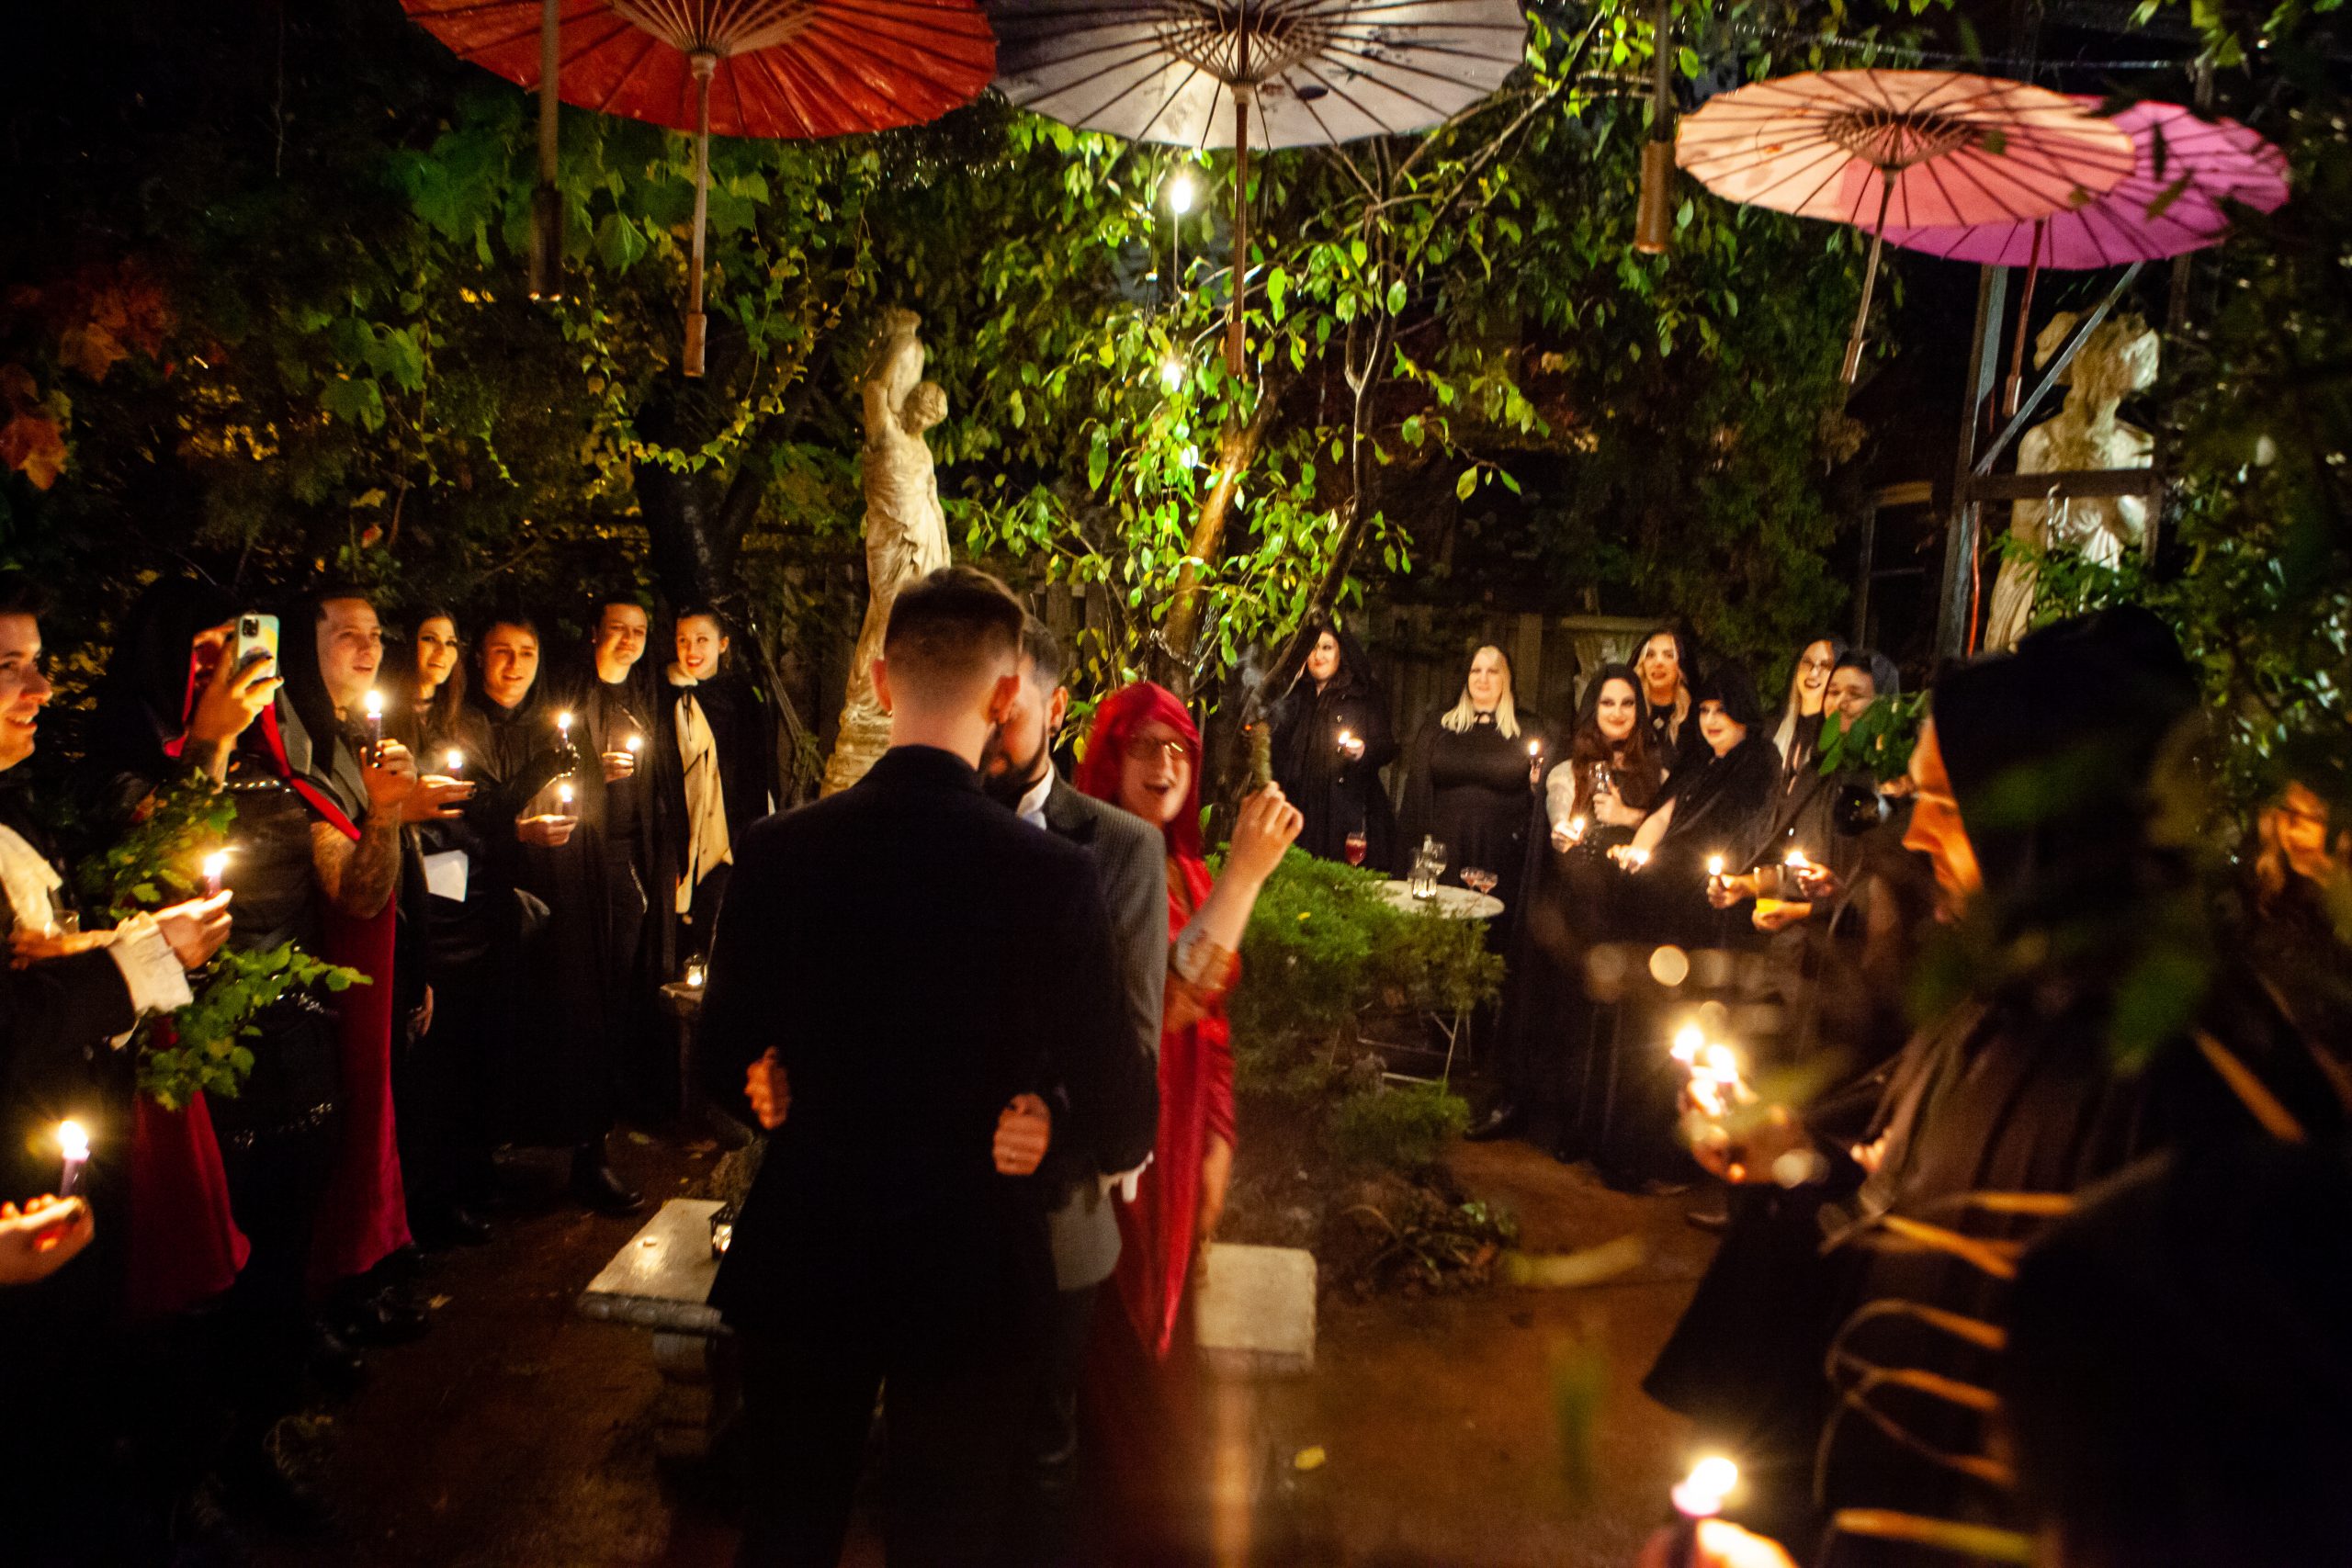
[263,1137,1713,1567]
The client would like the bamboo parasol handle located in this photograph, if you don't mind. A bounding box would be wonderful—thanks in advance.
[1841,171,1895,386]
[685,51,716,378]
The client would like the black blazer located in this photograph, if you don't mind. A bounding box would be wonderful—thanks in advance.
[698,747,1157,1351]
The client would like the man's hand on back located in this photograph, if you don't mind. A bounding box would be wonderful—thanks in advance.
[745,1049,790,1131]
[993,1093,1052,1177]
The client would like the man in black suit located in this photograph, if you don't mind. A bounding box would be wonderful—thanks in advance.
[978,617,1166,1553]
[699,568,1157,1567]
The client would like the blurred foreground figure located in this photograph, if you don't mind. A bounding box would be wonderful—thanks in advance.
[1646,609,2347,1560]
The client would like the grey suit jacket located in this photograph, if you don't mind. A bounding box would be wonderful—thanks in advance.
[1039,773,1167,1290]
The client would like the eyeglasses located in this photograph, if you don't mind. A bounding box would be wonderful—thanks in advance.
[1122,736,1193,766]
[1801,656,1837,674]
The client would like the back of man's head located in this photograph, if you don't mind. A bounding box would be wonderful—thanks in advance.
[884,567,1024,710]
[1020,615,1066,693]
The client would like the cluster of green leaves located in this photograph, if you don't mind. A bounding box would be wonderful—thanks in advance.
[70,773,366,1111]
[1227,850,1503,1059]
[76,774,235,919]
[1330,1080,1474,1172]
[1817,691,1928,784]
[140,943,367,1111]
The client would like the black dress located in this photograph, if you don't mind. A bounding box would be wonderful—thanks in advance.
[1397,710,1550,936]
[1271,673,1399,870]
[449,689,618,1150]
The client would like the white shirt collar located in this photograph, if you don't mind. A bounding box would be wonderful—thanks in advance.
[1015,762,1056,829]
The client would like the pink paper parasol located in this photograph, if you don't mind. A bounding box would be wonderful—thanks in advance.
[1872,99,2289,269]
[1676,70,2135,383]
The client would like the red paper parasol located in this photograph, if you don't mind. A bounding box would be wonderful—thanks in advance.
[1676,70,2136,383]
[406,0,996,374]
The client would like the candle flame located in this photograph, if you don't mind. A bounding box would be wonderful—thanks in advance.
[445,749,464,772]
[1673,1456,1739,1519]
[557,711,573,733]
[200,851,229,879]
[1785,848,1810,870]
[1625,847,1650,868]
[1706,854,1725,878]
[1672,1025,1704,1065]
[625,734,643,754]
[557,782,574,806]
[57,1121,89,1162]
[362,689,383,718]
[1699,1043,1742,1085]
[1567,816,1587,841]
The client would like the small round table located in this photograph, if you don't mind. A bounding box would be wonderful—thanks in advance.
[1373,881,1503,1083]
[1376,880,1505,921]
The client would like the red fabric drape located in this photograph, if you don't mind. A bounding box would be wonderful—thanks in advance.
[124,1090,249,1321]
[1073,683,1236,1359]
[310,899,409,1290]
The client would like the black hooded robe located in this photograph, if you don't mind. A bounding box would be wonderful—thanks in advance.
[1270,627,1400,871]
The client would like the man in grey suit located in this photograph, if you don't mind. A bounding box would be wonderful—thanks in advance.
[979,617,1165,1556]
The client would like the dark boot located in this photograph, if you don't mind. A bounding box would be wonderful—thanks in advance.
[570,1137,644,1217]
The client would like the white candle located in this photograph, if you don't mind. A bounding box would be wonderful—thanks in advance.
[557,781,574,811]
[444,748,464,777]
[556,711,573,747]
[201,851,228,897]
[56,1120,89,1198]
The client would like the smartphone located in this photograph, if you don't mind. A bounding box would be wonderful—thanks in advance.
[231,613,280,674]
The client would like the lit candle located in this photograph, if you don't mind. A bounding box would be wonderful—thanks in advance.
[1624,847,1650,870]
[1336,728,1355,754]
[1667,1456,1739,1568]
[1567,815,1588,843]
[684,958,707,989]
[444,748,464,777]
[1784,848,1810,872]
[556,711,573,748]
[556,781,575,812]
[1671,1024,1705,1067]
[362,689,384,754]
[625,733,643,758]
[56,1120,89,1199]
[1705,854,1726,882]
[201,851,228,897]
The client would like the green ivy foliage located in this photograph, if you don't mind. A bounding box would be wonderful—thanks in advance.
[71,774,366,1111]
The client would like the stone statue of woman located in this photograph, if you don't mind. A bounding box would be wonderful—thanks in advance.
[820,309,954,795]
[1982,311,2159,652]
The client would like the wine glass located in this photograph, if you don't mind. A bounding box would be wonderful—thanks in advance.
[1343,829,1368,867]
[1462,867,1497,897]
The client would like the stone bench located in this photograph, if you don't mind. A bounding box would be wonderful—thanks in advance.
[578,1198,732,1459]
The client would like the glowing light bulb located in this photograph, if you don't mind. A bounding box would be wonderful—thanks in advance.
[1167,169,1197,215]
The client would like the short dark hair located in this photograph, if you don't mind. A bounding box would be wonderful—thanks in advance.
[1835,648,1901,697]
[0,570,48,621]
[307,581,376,621]
[1020,615,1066,689]
[674,604,729,635]
[885,567,1024,696]
[594,593,650,621]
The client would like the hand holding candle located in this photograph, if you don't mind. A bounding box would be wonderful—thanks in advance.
[1335,727,1364,761]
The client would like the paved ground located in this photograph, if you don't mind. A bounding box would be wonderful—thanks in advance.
[260,1134,1713,1568]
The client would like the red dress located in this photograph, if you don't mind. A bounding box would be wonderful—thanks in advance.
[309,898,411,1291]
[125,1089,250,1321]
[1073,683,1240,1560]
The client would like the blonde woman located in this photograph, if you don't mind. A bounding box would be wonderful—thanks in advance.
[1398,644,1553,931]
